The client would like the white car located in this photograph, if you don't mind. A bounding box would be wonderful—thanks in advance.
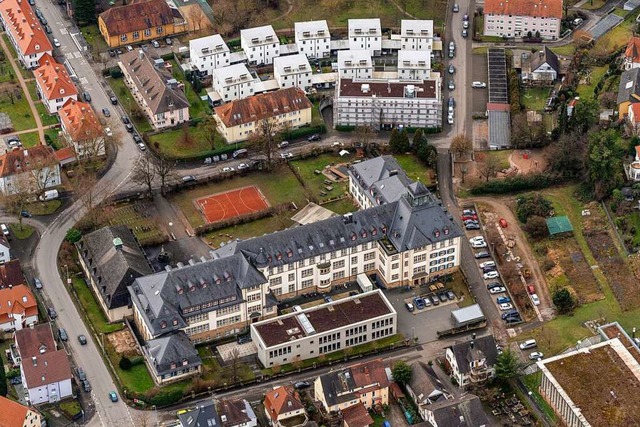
[447,115,454,125]
[237,163,249,170]
[472,81,487,88]
[469,236,485,245]
[471,240,488,249]
[280,152,293,159]
[499,302,513,311]
[222,166,235,172]
[531,294,540,306]
[529,351,544,360]
[136,142,146,151]
[53,38,61,47]
[479,261,496,269]
[489,286,506,294]
[104,127,113,137]
[0,224,8,236]
[483,271,499,280]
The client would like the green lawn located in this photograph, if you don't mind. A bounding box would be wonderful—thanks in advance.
[36,103,60,126]
[115,363,155,394]
[0,94,37,131]
[0,35,31,80]
[394,153,434,186]
[550,44,576,57]
[106,77,153,133]
[522,374,558,423]
[593,10,637,53]
[147,126,226,159]
[291,152,353,202]
[613,8,629,17]
[171,166,307,227]
[198,346,255,383]
[70,277,124,335]
[19,132,41,148]
[25,80,39,101]
[581,0,606,9]
[204,215,294,248]
[58,399,83,418]
[26,200,62,216]
[8,223,35,239]
[486,150,512,170]
[1,34,18,59]
[0,61,15,83]
[170,60,210,117]
[322,198,358,215]
[522,87,551,111]
[102,203,167,246]
[80,24,108,54]
[576,66,608,99]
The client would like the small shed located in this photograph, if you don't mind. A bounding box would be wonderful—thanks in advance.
[451,304,485,328]
[546,216,574,236]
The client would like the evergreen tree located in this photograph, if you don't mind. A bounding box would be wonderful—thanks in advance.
[397,129,410,153]
[389,128,401,153]
[557,102,568,135]
[73,0,97,24]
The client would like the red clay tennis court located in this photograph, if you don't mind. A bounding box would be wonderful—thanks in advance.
[195,186,270,224]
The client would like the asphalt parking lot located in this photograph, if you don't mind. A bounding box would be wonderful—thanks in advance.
[384,288,459,344]
[472,53,489,113]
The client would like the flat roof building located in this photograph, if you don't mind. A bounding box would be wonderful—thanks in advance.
[337,50,373,80]
[189,34,230,76]
[273,54,312,92]
[241,25,280,65]
[348,18,382,56]
[295,20,330,59]
[400,20,434,51]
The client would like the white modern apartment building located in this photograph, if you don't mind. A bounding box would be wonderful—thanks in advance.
[211,64,256,103]
[483,0,562,40]
[273,54,312,92]
[241,25,280,65]
[400,19,434,51]
[251,290,397,367]
[397,50,431,81]
[295,20,331,59]
[348,18,382,56]
[333,79,442,130]
[337,50,373,80]
[189,34,230,76]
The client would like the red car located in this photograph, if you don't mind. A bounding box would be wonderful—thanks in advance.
[499,218,508,228]
[462,215,478,221]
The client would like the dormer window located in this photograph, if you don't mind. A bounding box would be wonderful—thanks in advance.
[371,227,378,236]
[276,252,283,261]
[351,232,357,241]
[170,362,177,369]
[160,321,167,329]
[361,230,367,238]
[182,358,188,366]
[59,89,64,94]
[286,249,293,258]
[172,318,178,326]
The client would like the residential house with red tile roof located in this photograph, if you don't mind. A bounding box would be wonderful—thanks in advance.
[0,285,37,332]
[484,0,562,40]
[314,359,390,413]
[213,87,312,143]
[0,395,42,427]
[0,260,26,289]
[341,404,374,427]
[624,36,640,71]
[13,323,72,405]
[0,145,61,195]
[34,53,78,114]
[118,50,190,129]
[263,386,308,427]
[59,99,105,159]
[97,0,186,48]
[0,0,52,69]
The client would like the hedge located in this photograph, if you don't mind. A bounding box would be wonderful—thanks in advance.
[335,125,356,132]
[470,173,562,195]
[282,124,326,140]
[194,202,293,235]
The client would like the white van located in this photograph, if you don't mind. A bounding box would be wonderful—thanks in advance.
[39,189,59,201]
[519,339,537,350]
[472,81,487,88]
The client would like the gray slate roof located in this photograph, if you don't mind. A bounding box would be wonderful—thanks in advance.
[447,335,498,375]
[144,330,202,378]
[177,398,220,427]
[427,394,489,427]
[76,225,152,309]
[119,50,189,115]
[214,193,461,268]
[408,362,448,405]
[618,67,640,105]
[530,46,559,74]
[349,156,415,205]
[219,399,257,427]
[129,253,266,337]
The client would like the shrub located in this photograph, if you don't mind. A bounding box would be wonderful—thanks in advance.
[470,173,561,195]
[119,356,132,371]
[553,287,576,314]
[65,228,82,243]
[335,125,356,132]
[516,194,553,223]
[524,215,550,239]
[144,388,184,407]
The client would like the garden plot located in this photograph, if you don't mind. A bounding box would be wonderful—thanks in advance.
[102,201,168,246]
[542,238,603,304]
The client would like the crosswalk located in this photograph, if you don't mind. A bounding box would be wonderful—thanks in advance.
[64,51,83,59]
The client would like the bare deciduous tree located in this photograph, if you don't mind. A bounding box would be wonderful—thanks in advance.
[187,5,206,33]
[248,117,280,171]
[198,114,219,150]
[355,125,377,150]
[132,156,156,197]
[153,156,178,196]
[25,151,60,198]
[0,173,33,230]
[477,153,501,182]
[450,133,473,160]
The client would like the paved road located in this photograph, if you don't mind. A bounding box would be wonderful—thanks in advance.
[27,2,142,425]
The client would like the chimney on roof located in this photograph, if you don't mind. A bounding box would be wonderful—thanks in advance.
[113,237,123,251]
[32,356,37,366]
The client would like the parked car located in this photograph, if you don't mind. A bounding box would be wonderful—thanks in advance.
[132,134,142,143]
[21,210,31,218]
[53,38,61,47]
[489,286,506,294]
[237,163,250,170]
[471,239,487,249]
[448,64,455,74]
[529,352,544,360]
[461,214,478,221]
[413,297,426,310]
[102,108,111,117]
[479,261,496,269]
[502,309,519,320]
[44,24,52,34]
[307,134,321,141]
[182,175,197,183]
[47,307,57,319]
[165,37,173,45]
[294,381,310,390]
[462,209,476,216]
[280,152,293,159]
[482,266,497,274]
[496,296,511,304]
[463,20,469,29]
[448,80,455,90]
[110,95,118,105]
[278,141,289,148]
[121,116,130,124]
[475,251,490,259]
[429,295,439,306]
[136,142,146,151]
[448,97,455,108]
[78,334,87,345]
[527,284,536,295]
[438,293,448,302]
[499,218,508,228]
[34,278,42,290]
[446,291,456,300]
[462,28,468,38]
[58,328,68,341]
[125,123,134,133]
[469,236,485,245]
[104,127,113,137]
[519,339,537,350]
[483,271,499,280]
[10,377,21,385]
[82,379,91,393]
[452,3,459,12]
[109,391,118,402]
[472,81,487,88]
[499,303,513,311]
[222,167,235,173]
[531,294,541,306]
[465,223,480,230]
[405,302,415,312]
[152,40,160,48]
[82,92,91,102]
[447,115,454,125]
[0,224,9,235]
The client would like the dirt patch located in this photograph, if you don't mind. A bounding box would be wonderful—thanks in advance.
[508,149,547,174]
[106,329,140,356]
[179,4,213,32]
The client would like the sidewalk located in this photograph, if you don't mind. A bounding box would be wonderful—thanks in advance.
[0,32,45,143]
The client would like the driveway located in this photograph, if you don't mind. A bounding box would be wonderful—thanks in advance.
[471,52,489,113]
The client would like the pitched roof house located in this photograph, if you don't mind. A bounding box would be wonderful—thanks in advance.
[13,324,72,405]
[0,0,52,69]
[76,225,152,322]
[59,99,105,159]
[34,53,78,114]
[315,359,390,412]
[177,400,220,427]
[624,36,640,70]
[0,395,42,427]
[0,145,61,196]
[445,335,498,388]
[219,399,258,427]
[213,87,313,143]
[341,404,374,427]
[263,386,308,427]
[142,331,202,385]
[484,0,562,40]
[0,285,38,332]
[422,394,490,427]
[523,47,560,83]
[618,68,640,119]
[406,362,452,420]
[118,50,190,129]
[98,0,186,48]
[0,260,25,289]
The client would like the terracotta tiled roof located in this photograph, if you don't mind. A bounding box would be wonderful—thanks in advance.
[0,285,37,326]
[54,147,77,162]
[484,0,562,19]
[342,404,374,427]
[264,386,304,421]
[59,99,102,141]
[0,0,52,57]
[626,36,640,63]
[14,323,55,358]
[630,104,640,123]
[215,87,312,128]
[350,359,389,390]
[0,260,25,289]
[34,53,78,101]
[0,395,32,427]
[99,0,175,36]
[0,145,58,178]
[22,350,72,388]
